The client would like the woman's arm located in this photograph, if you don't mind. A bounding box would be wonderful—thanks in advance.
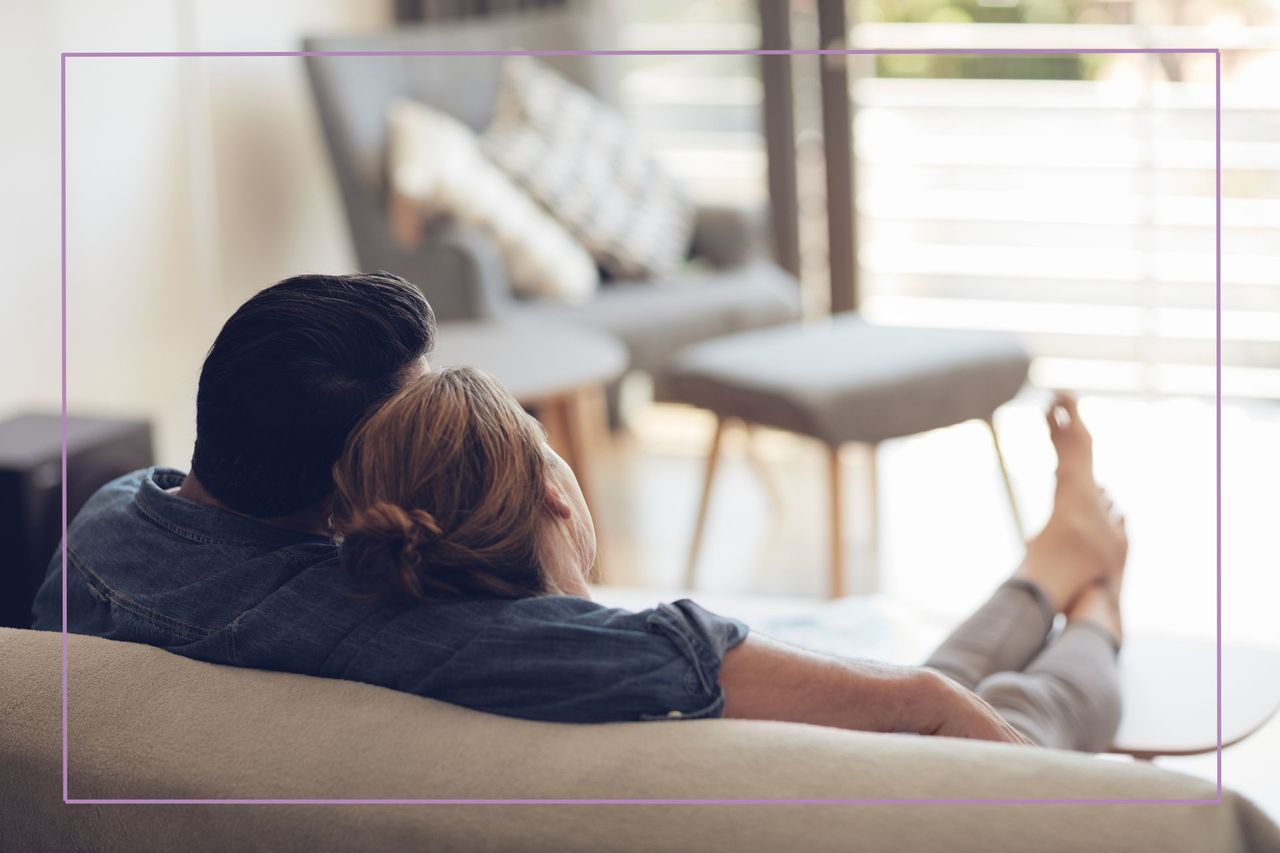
[719,634,1032,745]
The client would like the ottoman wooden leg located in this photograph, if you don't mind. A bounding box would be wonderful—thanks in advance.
[985,417,1026,542]
[686,416,728,589]
[742,423,784,512]
[828,444,846,599]
[865,442,880,559]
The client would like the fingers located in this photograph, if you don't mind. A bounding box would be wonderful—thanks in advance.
[1007,726,1036,747]
[984,711,1034,746]
[950,687,1037,746]
[977,702,1034,746]
[988,709,1035,747]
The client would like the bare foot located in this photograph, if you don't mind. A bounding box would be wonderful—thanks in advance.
[1046,392,1094,482]
[1066,581,1124,648]
[1015,393,1129,612]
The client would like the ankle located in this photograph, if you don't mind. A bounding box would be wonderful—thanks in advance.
[1066,584,1123,649]
[1012,559,1071,614]
[1016,530,1095,613]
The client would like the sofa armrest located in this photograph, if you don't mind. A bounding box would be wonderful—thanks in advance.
[690,204,770,269]
[399,220,515,322]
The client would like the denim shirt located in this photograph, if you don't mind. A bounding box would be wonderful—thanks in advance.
[31,468,748,723]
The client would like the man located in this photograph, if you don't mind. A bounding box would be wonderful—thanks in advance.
[32,272,434,648]
[34,270,1114,749]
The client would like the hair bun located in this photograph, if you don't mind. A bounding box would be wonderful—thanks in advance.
[352,502,443,552]
[335,501,449,601]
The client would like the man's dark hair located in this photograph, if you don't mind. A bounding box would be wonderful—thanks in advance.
[191,272,435,518]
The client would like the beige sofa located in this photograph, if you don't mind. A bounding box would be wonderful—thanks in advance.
[3,627,1277,852]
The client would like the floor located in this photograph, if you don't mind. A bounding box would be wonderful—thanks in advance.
[590,390,1280,817]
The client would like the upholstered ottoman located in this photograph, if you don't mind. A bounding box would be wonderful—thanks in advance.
[660,315,1031,597]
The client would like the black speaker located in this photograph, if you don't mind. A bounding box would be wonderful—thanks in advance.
[0,414,154,628]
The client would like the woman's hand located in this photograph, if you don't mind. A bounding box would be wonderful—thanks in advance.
[537,445,597,598]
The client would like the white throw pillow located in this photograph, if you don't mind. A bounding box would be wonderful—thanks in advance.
[482,57,696,282]
[386,98,598,303]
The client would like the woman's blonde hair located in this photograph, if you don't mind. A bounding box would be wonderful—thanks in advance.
[331,367,550,601]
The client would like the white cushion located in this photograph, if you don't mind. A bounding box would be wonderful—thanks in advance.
[483,57,695,281]
[387,98,598,303]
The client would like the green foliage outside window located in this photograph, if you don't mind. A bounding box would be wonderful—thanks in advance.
[860,0,1106,80]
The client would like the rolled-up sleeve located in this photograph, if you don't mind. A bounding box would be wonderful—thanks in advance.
[641,600,750,720]
[399,597,749,724]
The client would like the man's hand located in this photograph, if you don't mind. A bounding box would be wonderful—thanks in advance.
[721,635,1032,746]
[919,669,1034,746]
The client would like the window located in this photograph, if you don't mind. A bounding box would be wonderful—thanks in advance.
[616,0,1280,399]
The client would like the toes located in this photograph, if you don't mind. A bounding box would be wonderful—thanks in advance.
[1055,392,1081,422]
[1046,394,1068,425]
[1046,392,1089,435]
[1046,404,1072,439]
[1045,404,1063,434]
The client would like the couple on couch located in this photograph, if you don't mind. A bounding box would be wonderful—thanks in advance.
[33,272,1128,752]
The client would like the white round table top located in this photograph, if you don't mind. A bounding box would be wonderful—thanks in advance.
[431,320,628,404]
[1111,634,1280,758]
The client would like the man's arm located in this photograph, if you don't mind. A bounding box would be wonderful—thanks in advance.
[719,634,1032,745]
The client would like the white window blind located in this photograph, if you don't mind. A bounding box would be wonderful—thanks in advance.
[615,4,1280,399]
[851,21,1280,399]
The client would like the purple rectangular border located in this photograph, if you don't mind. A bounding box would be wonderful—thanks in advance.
[59,46,1222,806]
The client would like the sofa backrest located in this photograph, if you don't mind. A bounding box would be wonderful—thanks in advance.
[3,628,1276,852]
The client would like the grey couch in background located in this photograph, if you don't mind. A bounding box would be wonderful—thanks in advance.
[303,7,801,387]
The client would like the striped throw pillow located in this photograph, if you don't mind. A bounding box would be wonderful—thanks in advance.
[482,56,695,282]
[388,98,599,303]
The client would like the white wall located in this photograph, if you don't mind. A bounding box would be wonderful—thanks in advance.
[0,0,391,467]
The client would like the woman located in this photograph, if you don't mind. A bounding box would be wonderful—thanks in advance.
[331,367,1127,750]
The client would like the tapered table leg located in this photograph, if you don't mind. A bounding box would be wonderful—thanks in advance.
[685,417,728,589]
[828,443,846,599]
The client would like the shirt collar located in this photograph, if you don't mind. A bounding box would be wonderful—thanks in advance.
[133,466,334,549]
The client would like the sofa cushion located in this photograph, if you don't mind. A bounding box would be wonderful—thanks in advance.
[520,261,802,376]
[3,628,1276,851]
[661,314,1031,445]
